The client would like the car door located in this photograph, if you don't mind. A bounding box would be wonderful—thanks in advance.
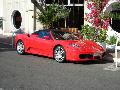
[37,31,55,56]
[30,30,55,56]
[27,34,41,54]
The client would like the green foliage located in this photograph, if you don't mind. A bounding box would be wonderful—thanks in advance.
[100,12,110,20]
[81,25,98,41]
[112,3,120,10]
[106,36,120,45]
[98,29,107,42]
[100,11,120,20]
[100,3,120,20]
[37,3,70,28]
[81,25,107,42]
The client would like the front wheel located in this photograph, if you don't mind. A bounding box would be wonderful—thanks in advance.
[54,46,66,63]
[16,40,25,55]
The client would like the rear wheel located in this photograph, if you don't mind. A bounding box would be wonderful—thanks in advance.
[16,40,25,55]
[54,46,66,63]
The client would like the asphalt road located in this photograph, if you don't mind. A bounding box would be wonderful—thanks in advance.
[0,43,120,90]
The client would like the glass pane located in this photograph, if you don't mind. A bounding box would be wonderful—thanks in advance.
[70,0,84,4]
[45,0,67,4]
[45,0,53,4]
[59,0,67,5]
[110,10,120,33]
[66,6,84,29]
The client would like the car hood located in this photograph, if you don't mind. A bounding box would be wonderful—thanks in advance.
[58,40,105,52]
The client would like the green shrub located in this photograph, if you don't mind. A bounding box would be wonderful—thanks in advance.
[81,25,107,42]
[106,36,120,45]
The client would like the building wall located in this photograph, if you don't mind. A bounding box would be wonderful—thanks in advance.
[0,0,3,17]
[0,0,3,34]
[2,0,35,35]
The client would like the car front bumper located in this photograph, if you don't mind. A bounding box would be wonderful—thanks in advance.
[66,48,105,61]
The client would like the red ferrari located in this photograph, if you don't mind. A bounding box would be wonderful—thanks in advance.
[14,29,105,63]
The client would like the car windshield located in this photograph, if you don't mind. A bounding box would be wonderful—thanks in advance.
[52,31,79,40]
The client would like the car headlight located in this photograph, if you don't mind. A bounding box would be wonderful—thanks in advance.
[69,43,80,48]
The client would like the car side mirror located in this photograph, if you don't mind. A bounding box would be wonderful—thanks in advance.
[27,34,30,37]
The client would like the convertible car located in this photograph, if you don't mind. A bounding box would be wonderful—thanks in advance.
[14,29,105,63]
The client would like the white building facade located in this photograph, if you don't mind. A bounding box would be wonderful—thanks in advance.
[0,0,43,35]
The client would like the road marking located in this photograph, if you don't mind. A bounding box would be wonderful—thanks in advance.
[0,42,12,46]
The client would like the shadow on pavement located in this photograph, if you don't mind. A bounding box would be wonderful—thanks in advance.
[72,53,114,65]
[0,36,12,44]
[0,48,15,52]
[73,59,113,65]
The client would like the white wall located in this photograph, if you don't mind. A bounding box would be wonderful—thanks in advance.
[0,0,3,34]
[2,0,34,35]
[0,0,3,17]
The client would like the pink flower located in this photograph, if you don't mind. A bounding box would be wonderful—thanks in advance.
[85,0,110,30]
[91,9,97,15]
[102,21,109,29]
[87,2,95,10]
[87,3,93,9]
[94,18,101,26]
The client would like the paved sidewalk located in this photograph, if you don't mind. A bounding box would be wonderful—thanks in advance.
[0,34,12,44]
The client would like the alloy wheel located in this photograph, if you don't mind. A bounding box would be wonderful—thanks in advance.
[16,41,25,55]
[54,46,66,63]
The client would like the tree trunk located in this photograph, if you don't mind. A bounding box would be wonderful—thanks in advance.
[31,0,44,12]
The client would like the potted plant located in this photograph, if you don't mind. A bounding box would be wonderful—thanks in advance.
[106,36,120,50]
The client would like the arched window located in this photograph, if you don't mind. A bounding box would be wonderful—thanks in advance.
[110,10,120,33]
[12,10,22,29]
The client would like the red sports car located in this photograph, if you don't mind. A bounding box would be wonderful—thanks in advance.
[14,29,105,63]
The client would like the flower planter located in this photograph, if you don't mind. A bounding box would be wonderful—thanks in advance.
[106,44,115,49]
[106,44,120,50]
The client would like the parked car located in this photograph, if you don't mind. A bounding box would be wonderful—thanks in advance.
[14,29,105,63]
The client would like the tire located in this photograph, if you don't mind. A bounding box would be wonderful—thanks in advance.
[16,40,25,55]
[54,46,66,63]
